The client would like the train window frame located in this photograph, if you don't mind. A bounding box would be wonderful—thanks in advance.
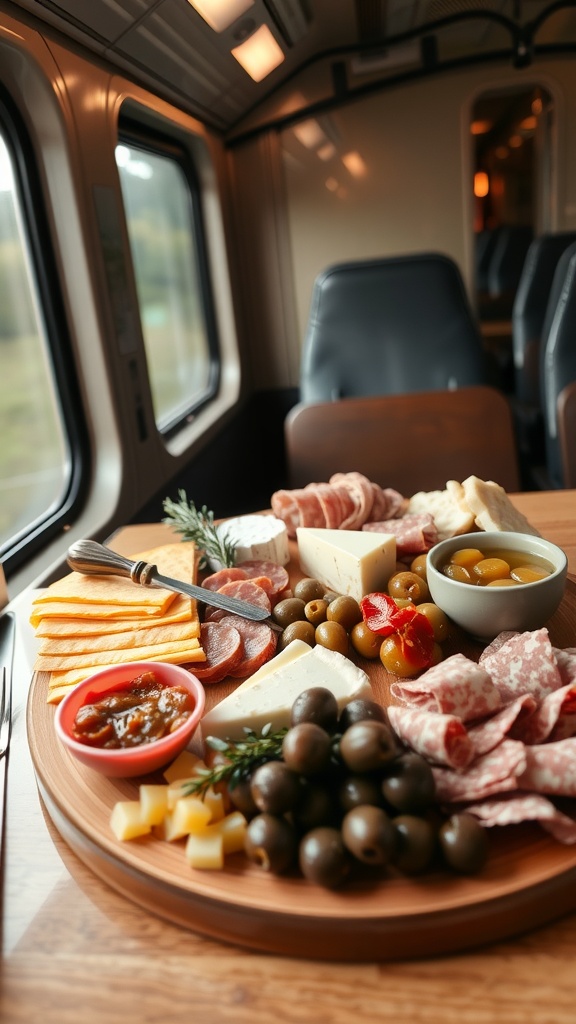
[0,85,90,577]
[116,116,221,440]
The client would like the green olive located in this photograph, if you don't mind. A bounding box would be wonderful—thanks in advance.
[279,620,316,649]
[323,589,341,604]
[294,577,325,603]
[379,634,423,677]
[388,571,430,604]
[410,554,428,581]
[349,621,382,659]
[416,602,449,642]
[327,595,362,631]
[305,598,329,626]
[272,597,306,629]
[315,619,349,656]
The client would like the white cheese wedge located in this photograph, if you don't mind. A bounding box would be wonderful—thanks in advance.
[210,514,290,570]
[200,643,373,743]
[232,637,312,691]
[296,527,396,601]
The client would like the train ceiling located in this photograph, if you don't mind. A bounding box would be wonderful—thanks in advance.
[5,1,576,136]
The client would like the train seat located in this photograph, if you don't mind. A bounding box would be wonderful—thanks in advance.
[299,253,487,403]
[541,243,576,488]
[284,386,520,495]
[557,380,576,489]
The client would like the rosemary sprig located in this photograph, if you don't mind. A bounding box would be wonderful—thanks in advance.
[182,724,288,798]
[162,489,236,569]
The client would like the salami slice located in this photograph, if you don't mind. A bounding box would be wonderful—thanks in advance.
[208,579,271,613]
[518,738,576,796]
[270,490,300,537]
[387,705,474,770]
[389,653,501,722]
[329,472,375,528]
[362,513,439,556]
[222,615,278,678]
[464,793,576,844]
[480,628,563,703]
[432,739,527,803]
[294,488,326,528]
[467,694,538,757]
[192,621,244,683]
[554,647,576,686]
[202,567,248,592]
[516,683,576,744]
[236,560,289,596]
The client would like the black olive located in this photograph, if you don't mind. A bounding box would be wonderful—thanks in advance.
[381,752,436,814]
[341,805,397,866]
[338,720,400,773]
[244,813,297,874]
[272,597,306,629]
[339,699,388,732]
[438,813,489,874]
[249,760,303,815]
[393,814,437,875]
[291,687,339,732]
[291,782,339,831]
[338,774,384,812]
[227,774,259,818]
[299,827,352,889]
[281,722,332,775]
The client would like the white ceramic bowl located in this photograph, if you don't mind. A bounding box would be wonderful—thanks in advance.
[426,531,568,641]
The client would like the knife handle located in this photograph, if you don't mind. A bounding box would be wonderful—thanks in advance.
[67,540,156,585]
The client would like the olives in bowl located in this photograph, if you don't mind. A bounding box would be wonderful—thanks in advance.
[426,531,567,641]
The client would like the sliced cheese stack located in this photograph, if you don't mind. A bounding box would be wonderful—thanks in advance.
[296,527,396,602]
[200,640,373,743]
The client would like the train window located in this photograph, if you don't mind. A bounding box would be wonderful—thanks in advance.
[115,134,218,434]
[0,112,81,567]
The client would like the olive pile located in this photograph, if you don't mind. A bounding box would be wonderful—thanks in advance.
[231,686,488,889]
[273,568,450,677]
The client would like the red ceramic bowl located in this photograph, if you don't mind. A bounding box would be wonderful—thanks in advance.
[54,661,205,777]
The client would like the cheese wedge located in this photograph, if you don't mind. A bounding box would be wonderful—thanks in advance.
[296,527,396,601]
[200,643,373,743]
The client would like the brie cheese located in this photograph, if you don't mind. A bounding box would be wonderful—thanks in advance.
[210,514,290,570]
[200,642,373,743]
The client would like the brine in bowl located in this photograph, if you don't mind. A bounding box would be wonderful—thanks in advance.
[54,661,205,777]
[426,531,567,641]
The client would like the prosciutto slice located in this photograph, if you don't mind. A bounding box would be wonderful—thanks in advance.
[467,693,538,757]
[387,705,474,770]
[516,684,576,744]
[518,738,576,796]
[464,793,576,845]
[389,653,501,721]
[362,513,438,556]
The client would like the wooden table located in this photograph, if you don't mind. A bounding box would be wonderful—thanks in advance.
[2,490,576,1024]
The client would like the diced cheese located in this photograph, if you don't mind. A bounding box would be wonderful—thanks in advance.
[210,514,290,570]
[185,830,224,870]
[200,643,373,743]
[163,749,206,783]
[296,527,396,601]
[110,801,151,841]
[139,785,170,827]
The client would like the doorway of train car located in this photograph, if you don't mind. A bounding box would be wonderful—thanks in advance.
[472,83,554,336]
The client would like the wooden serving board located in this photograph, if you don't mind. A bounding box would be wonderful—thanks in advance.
[26,566,576,962]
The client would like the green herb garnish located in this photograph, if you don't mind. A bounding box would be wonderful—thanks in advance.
[162,489,236,569]
[182,724,288,798]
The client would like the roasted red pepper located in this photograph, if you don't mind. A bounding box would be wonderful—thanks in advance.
[360,592,435,669]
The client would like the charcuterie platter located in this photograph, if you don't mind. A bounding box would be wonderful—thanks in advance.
[26,516,576,961]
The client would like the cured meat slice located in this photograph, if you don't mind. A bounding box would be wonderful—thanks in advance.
[517,683,576,744]
[554,647,576,686]
[464,793,576,844]
[312,482,349,529]
[518,738,576,796]
[202,567,248,592]
[479,631,519,661]
[192,621,244,683]
[480,628,563,703]
[362,513,439,556]
[221,615,278,678]
[367,485,406,523]
[208,579,271,613]
[329,472,375,528]
[467,694,538,757]
[270,490,300,537]
[387,706,474,770]
[236,560,289,596]
[294,488,326,528]
[432,739,527,803]
[389,653,501,722]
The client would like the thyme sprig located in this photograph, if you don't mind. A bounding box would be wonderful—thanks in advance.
[182,723,288,798]
[162,489,236,569]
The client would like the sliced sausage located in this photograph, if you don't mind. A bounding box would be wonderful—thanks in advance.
[222,615,278,678]
[237,560,289,596]
[202,567,248,592]
[192,621,244,683]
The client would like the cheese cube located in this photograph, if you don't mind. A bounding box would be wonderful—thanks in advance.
[296,527,396,602]
[139,785,169,827]
[163,750,206,783]
[200,643,372,743]
[185,830,225,869]
[110,801,151,841]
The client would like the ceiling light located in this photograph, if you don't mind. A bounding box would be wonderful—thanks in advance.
[187,0,255,33]
[474,171,489,198]
[342,151,367,178]
[293,120,327,149]
[231,24,284,81]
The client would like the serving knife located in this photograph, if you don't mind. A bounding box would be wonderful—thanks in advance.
[67,539,273,623]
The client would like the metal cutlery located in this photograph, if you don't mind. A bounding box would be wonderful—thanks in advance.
[67,539,274,623]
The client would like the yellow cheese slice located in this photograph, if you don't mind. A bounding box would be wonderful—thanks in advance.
[33,593,194,636]
[37,618,200,655]
[36,636,204,673]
